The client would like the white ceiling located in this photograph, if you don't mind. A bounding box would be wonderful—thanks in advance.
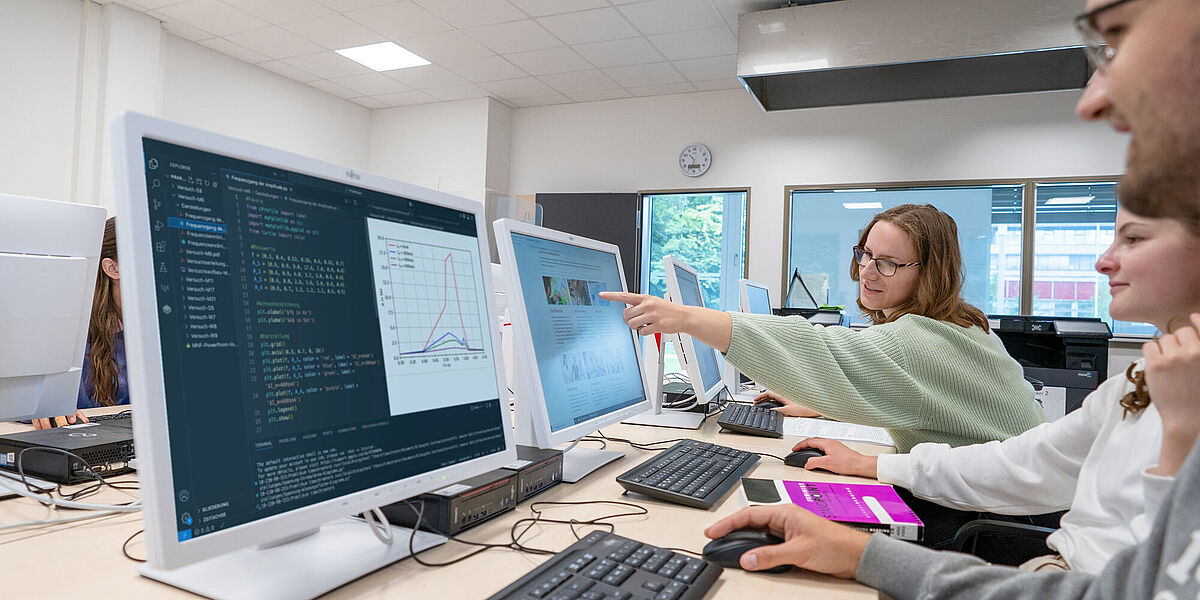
[110,0,782,109]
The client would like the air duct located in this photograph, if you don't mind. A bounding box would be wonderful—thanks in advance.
[737,0,1091,111]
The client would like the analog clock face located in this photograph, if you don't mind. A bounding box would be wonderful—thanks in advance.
[679,144,711,177]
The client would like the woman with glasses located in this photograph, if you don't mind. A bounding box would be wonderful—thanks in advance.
[602,203,1045,453]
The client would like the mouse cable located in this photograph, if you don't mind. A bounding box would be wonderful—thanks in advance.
[122,528,147,562]
[585,431,688,452]
[751,451,787,462]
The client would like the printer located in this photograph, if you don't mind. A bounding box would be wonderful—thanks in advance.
[990,315,1112,420]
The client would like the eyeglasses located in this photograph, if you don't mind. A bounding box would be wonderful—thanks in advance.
[853,246,919,277]
[1074,0,1151,69]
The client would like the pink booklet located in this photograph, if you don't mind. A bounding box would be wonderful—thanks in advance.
[741,478,923,541]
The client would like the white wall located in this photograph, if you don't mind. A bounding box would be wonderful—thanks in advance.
[160,35,370,171]
[509,88,1129,295]
[0,0,84,204]
[369,98,492,202]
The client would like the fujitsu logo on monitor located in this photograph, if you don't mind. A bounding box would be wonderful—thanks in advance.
[345,170,360,180]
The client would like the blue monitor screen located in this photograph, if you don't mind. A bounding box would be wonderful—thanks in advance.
[671,265,724,394]
[510,233,646,432]
[745,285,771,315]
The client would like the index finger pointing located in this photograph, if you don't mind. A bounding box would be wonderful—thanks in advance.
[599,291,643,305]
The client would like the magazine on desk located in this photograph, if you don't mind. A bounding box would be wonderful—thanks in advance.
[739,477,923,541]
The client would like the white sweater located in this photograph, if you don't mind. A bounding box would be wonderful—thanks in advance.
[876,360,1173,574]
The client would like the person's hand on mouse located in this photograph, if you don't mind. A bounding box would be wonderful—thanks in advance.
[704,505,871,578]
[32,410,89,430]
[751,391,821,418]
[791,438,877,478]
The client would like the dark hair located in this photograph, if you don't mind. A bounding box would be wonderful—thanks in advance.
[849,204,989,331]
[1120,362,1150,418]
[85,217,122,407]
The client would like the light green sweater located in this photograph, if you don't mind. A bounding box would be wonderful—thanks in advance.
[725,312,1045,452]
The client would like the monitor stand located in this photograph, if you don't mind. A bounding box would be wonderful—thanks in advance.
[561,446,626,483]
[621,410,703,429]
[138,517,446,600]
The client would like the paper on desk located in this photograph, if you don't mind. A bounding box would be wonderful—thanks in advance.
[782,417,895,447]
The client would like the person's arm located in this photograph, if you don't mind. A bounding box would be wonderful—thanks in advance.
[1142,313,1200,477]
[703,505,870,578]
[598,291,732,351]
[751,390,822,418]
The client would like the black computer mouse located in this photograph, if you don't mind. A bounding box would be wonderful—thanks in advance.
[783,447,826,469]
[755,399,785,410]
[702,529,792,573]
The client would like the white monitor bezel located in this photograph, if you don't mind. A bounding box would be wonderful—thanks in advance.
[662,255,725,403]
[112,112,517,570]
[492,218,653,448]
[738,278,772,315]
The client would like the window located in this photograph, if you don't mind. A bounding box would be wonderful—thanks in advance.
[640,190,747,371]
[787,179,1152,336]
[788,184,1021,326]
[1034,182,1152,336]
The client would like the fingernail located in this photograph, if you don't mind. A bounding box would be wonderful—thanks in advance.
[742,553,758,569]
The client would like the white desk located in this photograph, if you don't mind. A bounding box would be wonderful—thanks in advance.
[0,410,889,599]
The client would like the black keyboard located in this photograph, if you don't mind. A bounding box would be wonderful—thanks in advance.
[486,530,722,600]
[716,404,783,438]
[615,440,758,509]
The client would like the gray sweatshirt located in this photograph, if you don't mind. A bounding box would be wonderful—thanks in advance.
[855,435,1200,600]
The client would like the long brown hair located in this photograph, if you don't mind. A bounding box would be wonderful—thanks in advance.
[85,217,122,406]
[849,204,989,331]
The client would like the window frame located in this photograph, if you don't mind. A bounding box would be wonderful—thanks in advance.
[783,175,1142,339]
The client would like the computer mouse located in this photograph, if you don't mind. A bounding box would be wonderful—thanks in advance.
[783,448,826,469]
[755,399,785,410]
[702,529,792,573]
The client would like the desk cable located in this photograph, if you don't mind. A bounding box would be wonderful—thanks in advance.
[0,447,141,514]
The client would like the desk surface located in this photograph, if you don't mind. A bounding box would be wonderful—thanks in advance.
[0,408,889,599]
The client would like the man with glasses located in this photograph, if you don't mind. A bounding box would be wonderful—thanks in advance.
[701,0,1200,597]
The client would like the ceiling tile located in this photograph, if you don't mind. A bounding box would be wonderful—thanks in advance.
[127,0,180,8]
[225,26,326,60]
[536,8,639,45]
[306,79,362,99]
[538,69,620,94]
[509,95,571,108]
[565,88,632,102]
[412,0,525,29]
[158,18,215,42]
[398,31,494,62]
[350,96,389,109]
[626,81,697,97]
[375,90,439,106]
[481,77,557,99]
[317,0,393,10]
[440,55,528,82]
[282,51,373,79]
[385,64,468,87]
[602,62,685,87]
[156,0,268,37]
[198,37,271,64]
[233,0,332,23]
[284,13,385,49]
[257,59,321,82]
[617,0,726,36]
[465,19,561,54]
[508,0,608,17]
[504,46,592,75]
[672,54,737,81]
[647,26,735,61]
[329,72,413,95]
[573,37,664,68]
[710,0,777,30]
[691,77,743,91]
[425,83,491,101]
[345,2,453,39]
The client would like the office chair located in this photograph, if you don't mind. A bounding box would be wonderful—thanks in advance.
[952,519,1058,566]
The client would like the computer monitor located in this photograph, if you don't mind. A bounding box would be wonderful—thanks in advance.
[739,279,772,316]
[729,279,773,396]
[112,113,516,599]
[493,219,655,481]
[0,194,106,421]
[662,256,727,408]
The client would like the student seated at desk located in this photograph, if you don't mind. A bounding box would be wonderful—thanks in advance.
[601,203,1046,454]
[33,217,128,429]
[789,204,1200,573]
